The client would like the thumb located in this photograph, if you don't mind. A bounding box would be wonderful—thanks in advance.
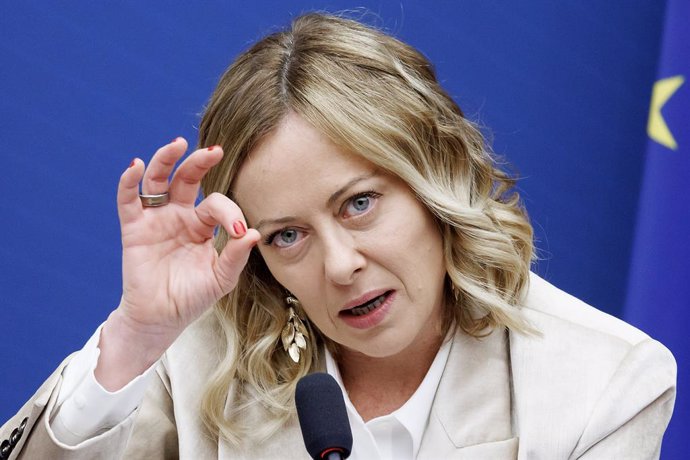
[214,228,261,293]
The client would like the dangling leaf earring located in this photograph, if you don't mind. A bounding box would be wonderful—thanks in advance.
[282,295,309,363]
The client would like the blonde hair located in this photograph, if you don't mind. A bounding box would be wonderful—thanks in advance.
[197,12,534,444]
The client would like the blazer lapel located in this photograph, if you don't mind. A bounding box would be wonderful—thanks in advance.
[418,328,517,459]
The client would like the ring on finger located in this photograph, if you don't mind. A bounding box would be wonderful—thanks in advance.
[140,192,170,207]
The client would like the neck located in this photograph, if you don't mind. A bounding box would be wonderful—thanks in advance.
[337,327,445,422]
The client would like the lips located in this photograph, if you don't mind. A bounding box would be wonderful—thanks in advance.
[342,291,391,316]
[338,290,394,329]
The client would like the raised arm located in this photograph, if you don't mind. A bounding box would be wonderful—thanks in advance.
[0,139,260,459]
[97,137,260,390]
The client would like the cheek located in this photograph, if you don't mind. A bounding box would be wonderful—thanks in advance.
[393,209,445,291]
[253,252,299,299]
[261,254,330,320]
[382,201,442,256]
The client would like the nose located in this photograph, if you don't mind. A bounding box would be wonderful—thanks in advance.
[321,227,366,286]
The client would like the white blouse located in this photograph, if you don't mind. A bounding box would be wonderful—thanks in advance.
[325,339,451,460]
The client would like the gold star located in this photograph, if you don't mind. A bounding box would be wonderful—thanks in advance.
[647,75,684,150]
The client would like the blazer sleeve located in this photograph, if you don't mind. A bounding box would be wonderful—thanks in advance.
[571,339,677,459]
[0,356,178,460]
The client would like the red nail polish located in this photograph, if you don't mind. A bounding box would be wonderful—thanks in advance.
[232,221,246,237]
[171,137,181,143]
[129,159,136,168]
[207,145,215,151]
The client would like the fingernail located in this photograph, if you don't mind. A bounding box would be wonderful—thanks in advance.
[232,220,246,237]
[129,159,136,168]
[207,145,221,151]
[171,137,181,144]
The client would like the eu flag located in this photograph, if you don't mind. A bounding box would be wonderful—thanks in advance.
[625,0,689,456]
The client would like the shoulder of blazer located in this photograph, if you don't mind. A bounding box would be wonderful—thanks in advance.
[521,272,650,345]
[509,272,676,458]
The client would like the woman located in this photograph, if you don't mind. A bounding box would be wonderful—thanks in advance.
[1,13,675,459]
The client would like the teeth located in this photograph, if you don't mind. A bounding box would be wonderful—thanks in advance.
[350,294,387,316]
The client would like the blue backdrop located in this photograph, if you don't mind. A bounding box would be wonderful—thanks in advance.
[1,1,685,456]
[625,0,689,457]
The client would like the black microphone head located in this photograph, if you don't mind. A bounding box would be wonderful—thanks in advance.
[295,372,353,459]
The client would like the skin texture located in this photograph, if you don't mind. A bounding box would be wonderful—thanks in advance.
[234,113,447,419]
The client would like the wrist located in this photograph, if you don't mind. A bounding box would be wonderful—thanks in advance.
[94,309,178,391]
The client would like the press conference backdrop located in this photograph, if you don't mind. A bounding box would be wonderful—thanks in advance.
[1,1,686,456]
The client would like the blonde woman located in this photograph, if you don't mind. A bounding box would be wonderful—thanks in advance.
[1,13,675,459]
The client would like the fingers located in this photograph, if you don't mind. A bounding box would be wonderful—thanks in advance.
[169,145,224,206]
[193,192,247,239]
[194,192,260,291]
[141,138,188,195]
[215,228,261,291]
[118,138,225,226]
[117,158,145,225]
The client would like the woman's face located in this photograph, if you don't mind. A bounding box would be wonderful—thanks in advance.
[234,113,446,360]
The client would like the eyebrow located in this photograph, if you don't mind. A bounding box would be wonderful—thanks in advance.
[254,170,379,234]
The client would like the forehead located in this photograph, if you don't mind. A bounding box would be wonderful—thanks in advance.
[233,113,375,220]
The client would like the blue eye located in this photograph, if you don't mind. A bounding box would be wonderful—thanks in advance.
[343,192,380,218]
[275,229,299,248]
[351,196,370,212]
[263,227,302,249]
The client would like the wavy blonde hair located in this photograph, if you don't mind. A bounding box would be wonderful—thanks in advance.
[197,12,534,444]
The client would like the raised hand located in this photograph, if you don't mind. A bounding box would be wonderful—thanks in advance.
[95,138,260,390]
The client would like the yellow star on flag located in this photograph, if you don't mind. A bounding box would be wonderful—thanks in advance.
[647,75,684,150]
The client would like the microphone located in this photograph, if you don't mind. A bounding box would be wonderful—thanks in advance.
[295,373,353,460]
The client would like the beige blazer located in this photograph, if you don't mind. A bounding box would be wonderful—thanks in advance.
[1,274,676,459]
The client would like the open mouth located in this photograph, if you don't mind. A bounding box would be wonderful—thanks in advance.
[341,290,393,317]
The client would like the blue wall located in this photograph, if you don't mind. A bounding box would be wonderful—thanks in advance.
[1,0,672,447]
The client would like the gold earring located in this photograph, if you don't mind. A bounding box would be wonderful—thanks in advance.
[282,295,309,363]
